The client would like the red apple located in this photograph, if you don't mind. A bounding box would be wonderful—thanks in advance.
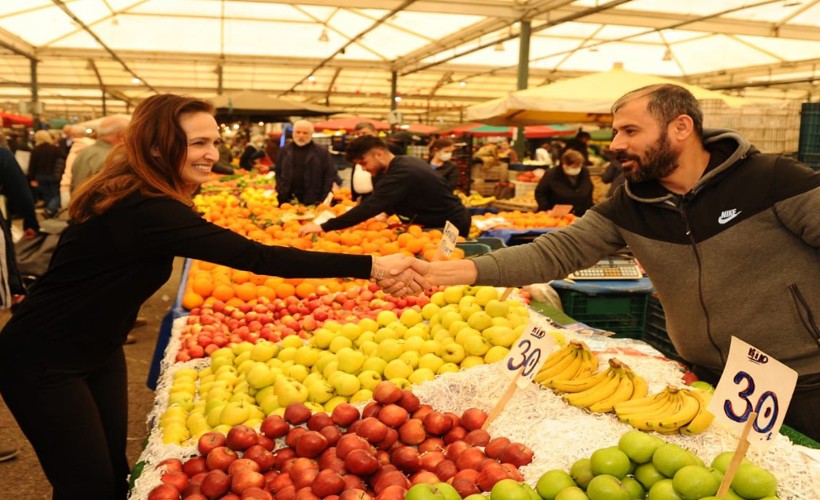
[284,402,312,425]
[320,424,342,446]
[307,412,334,431]
[257,434,275,451]
[260,415,290,439]
[376,428,398,451]
[500,442,534,467]
[397,390,421,413]
[295,486,321,500]
[390,445,421,473]
[345,448,380,476]
[373,381,402,404]
[398,419,425,446]
[269,472,294,493]
[464,429,491,447]
[147,484,180,500]
[276,485,297,500]
[182,456,209,477]
[418,437,445,453]
[198,432,227,456]
[501,462,524,482]
[444,440,470,462]
[357,417,389,444]
[434,459,458,481]
[411,404,433,422]
[484,437,511,460]
[311,469,345,497]
[291,467,319,491]
[200,469,231,498]
[241,487,273,500]
[342,473,366,491]
[476,461,514,492]
[331,403,360,427]
[158,458,183,474]
[377,404,408,428]
[339,489,374,500]
[410,470,440,485]
[455,447,485,471]
[423,412,453,436]
[243,445,276,472]
[160,471,189,492]
[419,451,446,472]
[206,446,238,472]
[452,477,481,498]
[372,470,410,495]
[443,426,468,445]
[228,458,261,477]
[336,433,372,460]
[460,408,488,431]
[296,430,329,458]
[226,424,259,451]
[374,484,407,500]
[318,447,339,469]
[272,447,296,470]
[361,402,382,419]
[285,427,307,449]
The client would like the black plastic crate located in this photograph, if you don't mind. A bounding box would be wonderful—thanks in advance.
[643,295,684,361]
[798,102,820,163]
[558,290,648,339]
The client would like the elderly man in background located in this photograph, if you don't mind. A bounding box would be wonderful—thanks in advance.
[59,125,95,208]
[275,120,336,206]
[70,116,130,194]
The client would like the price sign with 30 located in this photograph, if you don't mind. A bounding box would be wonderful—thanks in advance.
[504,323,557,388]
[707,337,798,450]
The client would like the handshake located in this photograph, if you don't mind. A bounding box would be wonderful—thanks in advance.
[370,254,434,297]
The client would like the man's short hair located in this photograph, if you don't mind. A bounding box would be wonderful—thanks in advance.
[345,135,389,162]
[353,122,377,133]
[612,84,704,140]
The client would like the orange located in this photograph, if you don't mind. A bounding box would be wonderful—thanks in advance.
[234,282,257,302]
[195,261,216,271]
[181,291,204,310]
[256,285,276,300]
[212,283,236,302]
[191,278,215,298]
[405,239,424,254]
[232,270,251,284]
[225,297,245,308]
[295,282,316,299]
[275,282,296,299]
[380,241,400,255]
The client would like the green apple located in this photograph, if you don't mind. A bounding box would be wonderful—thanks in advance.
[350,388,373,403]
[329,335,353,353]
[250,340,278,361]
[384,359,413,380]
[287,363,310,382]
[310,328,334,349]
[377,338,404,362]
[313,352,336,375]
[483,325,517,347]
[634,463,666,490]
[173,367,199,381]
[441,343,466,364]
[484,346,510,363]
[401,309,424,327]
[440,311,464,330]
[590,447,631,479]
[400,351,420,369]
[246,362,276,389]
[646,479,682,500]
[437,362,460,374]
[359,340,379,357]
[362,357,387,374]
[274,377,308,406]
[431,291,447,306]
[336,347,366,374]
[294,346,321,367]
[323,320,342,332]
[421,303,440,320]
[280,335,304,349]
[484,298,510,317]
[621,477,645,500]
[307,379,336,404]
[570,458,595,490]
[652,443,700,478]
[731,464,777,499]
[409,368,436,385]
[454,326,481,345]
[467,311,493,331]
[302,372,324,388]
[419,353,445,373]
[460,304,483,322]
[358,370,383,391]
[403,336,425,353]
[210,347,235,363]
[586,475,630,500]
[322,360,339,380]
[618,430,665,464]
[491,316,513,328]
[490,479,531,500]
[555,486,589,500]
[420,339,444,356]
[406,482,461,500]
[473,286,499,306]
[329,371,360,397]
[461,356,485,368]
[443,286,465,304]
[377,310,399,326]
[464,335,491,356]
[220,401,250,426]
[231,342,254,356]
[167,393,194,412]
[277,346,298,362]
[340,322,363,341]
[206,404,226,427]
[672,465,721,500]
[162,422,191,445]
[358,317,379,333]
[536,469,577,500]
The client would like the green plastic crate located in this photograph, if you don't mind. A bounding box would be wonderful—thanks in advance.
[455,242,492,257]
[557,290,648,339]
[474,237,506,250]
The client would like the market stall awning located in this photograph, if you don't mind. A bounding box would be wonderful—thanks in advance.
[439,123,576,139]
[211,91,341,122]
[313,116,391,132]
[402,124,439,134]
[466,68,753,126]
[0,111,34,127]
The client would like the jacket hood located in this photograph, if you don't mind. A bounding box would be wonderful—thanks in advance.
[625,128,754,204]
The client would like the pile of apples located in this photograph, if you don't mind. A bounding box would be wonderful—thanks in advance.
[533,430,780,500]
[147,382,534,500]
[176,284,430,361]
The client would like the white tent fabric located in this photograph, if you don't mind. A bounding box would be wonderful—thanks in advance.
[0,1,819,124]
[466,67,754,126]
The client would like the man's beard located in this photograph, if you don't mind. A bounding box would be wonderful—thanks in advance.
[293,138,311,147]
[616,130,679,183]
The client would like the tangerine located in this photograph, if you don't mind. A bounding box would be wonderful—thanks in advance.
[182,291,204,310]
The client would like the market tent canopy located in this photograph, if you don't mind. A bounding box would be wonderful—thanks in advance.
[0,111,33,127]
[211,92,340,122]
[466,68,753,126]
[313,116,390,132]
[439,123,576,138]
[403,124,439,135]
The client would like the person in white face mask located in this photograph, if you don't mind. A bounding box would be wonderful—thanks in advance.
[349,122,378,202]
[428,138,460,190]
[534,149,594,215]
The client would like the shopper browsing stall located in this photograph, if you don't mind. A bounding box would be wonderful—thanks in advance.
[299,135,472,237]
[534,149,594,215]
[396,84,820,441]
[0,95,423,500]
[428,138,460,190]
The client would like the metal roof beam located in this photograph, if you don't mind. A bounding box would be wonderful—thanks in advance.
[218,0,525,19]
[0,27,37,60]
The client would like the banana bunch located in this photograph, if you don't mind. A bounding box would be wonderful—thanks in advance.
[457,191,497,207]
[534,340,598,388]
[558,358,649,413]
[614,386,714,434]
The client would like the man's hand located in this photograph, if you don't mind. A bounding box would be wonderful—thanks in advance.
[298,223,324,237]
[371,254,432,297]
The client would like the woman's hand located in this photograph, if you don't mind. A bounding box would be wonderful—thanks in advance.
[371,254,432,297]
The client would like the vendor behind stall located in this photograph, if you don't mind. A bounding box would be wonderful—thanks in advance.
[534,149,594,215]
[299,135,471,237]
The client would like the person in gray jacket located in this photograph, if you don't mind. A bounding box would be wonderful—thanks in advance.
[400,84,820,441]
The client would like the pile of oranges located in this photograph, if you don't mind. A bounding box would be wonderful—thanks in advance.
[472,210,577,229]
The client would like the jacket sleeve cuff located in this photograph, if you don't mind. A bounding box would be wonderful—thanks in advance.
[471,255,501,286]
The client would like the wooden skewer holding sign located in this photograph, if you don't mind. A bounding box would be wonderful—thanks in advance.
[481,369,521,431]
[716,411,757,498]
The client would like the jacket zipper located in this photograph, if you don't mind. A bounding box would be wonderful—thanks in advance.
[678,200,725,365]
[788,284,820,347]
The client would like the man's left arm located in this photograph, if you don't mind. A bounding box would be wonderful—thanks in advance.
[771,156,820,247]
